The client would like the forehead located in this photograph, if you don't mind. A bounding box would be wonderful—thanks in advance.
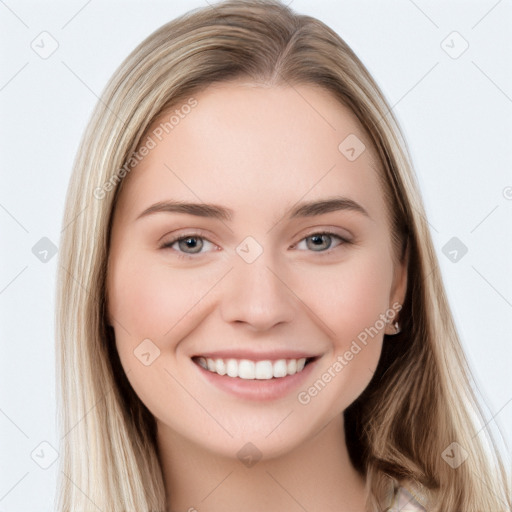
[115,81,387,225]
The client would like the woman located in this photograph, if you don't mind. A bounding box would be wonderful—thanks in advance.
[55,1,511,510]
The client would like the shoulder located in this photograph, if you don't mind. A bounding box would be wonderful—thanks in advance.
[388,485,428,511]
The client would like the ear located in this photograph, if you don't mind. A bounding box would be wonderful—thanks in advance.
[390,239,409,310]
[384,241,408,335]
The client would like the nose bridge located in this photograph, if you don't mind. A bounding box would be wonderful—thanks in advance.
[220,241,295,330]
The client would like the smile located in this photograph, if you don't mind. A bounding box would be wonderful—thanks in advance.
[195,357,309,380]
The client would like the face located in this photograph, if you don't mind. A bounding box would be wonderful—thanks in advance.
[106,81,407,459]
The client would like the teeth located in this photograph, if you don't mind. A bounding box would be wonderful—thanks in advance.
[238,360,255,380]
[273,359,287,378]
[215,358,226,376]
[226,359,238,378]
[196,357,308,380]
[255,360,273,380]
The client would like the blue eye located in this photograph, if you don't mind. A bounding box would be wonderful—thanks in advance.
[161,230,349,259]
[295,232,346,252]
[161,234,215,257]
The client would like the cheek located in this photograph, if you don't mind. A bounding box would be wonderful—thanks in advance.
[106,250,222,421]
[107,250,224,354]
[297,250,394,343]
[292,249,394,409]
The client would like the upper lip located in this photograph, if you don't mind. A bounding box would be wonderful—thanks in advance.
[192,350,320,361]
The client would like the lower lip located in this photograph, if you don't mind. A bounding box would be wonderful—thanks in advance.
[194,359,317,401]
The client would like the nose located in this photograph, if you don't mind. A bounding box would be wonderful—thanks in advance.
[220,252,295,332]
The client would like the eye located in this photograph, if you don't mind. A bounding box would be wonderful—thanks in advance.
[160,233,217,258]
[160,230,350,259]
[294,231,348,252]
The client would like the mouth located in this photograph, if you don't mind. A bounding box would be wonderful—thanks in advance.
[191,352,320,401]
[193,356,316,380]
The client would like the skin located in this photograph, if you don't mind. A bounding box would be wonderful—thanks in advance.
[106,81,408,512]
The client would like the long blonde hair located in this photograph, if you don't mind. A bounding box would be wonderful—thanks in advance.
[55,1,511,510]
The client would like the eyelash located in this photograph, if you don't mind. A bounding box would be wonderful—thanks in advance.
[160,230,351,260]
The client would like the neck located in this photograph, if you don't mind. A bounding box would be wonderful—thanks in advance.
[157,414,367,512]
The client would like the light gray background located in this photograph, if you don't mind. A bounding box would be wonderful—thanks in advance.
[1,0,511,510]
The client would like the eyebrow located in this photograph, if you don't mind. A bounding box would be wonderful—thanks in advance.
[135,196,370,222]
